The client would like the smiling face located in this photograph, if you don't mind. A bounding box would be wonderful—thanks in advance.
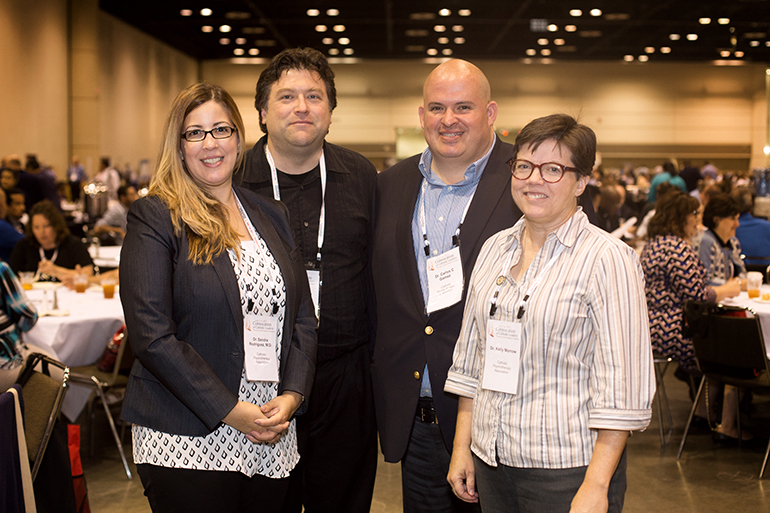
[261,68,332,154]
[32,214,57,250]
[714,213,740,242]
[684,208,703,240]
[419,60,497,175]
[511,140,589,233]
[181,100,240,197]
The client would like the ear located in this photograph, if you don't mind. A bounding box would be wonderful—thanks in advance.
[418,106,425,130]
[575,174,589,197]
[260,108,268,126]
[486,101,498,125]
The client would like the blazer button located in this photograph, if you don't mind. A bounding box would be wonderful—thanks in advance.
[425,326,433,335]
[414,371,420,380]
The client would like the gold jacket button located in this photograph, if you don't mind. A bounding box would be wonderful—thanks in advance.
[425,326,434,335]
[414,371,421,380]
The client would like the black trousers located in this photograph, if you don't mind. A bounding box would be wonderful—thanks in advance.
[282,344,378,513]
[137,464,289,513]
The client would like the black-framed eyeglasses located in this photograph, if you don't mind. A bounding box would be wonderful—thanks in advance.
[509,159,579,184]
[181,126,237,142]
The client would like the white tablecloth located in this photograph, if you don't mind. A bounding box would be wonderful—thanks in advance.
[88,245,121,270]
[720,285,770,358]
[24,284,125,421]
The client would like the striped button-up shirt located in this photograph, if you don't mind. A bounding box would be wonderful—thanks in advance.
[445,209,654,468]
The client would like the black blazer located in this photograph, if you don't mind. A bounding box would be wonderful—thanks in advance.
[120,187,317,436]
[371,137,596,462]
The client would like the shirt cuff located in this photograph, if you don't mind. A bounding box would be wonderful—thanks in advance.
[588,407,652,431]
[444,370,478,398]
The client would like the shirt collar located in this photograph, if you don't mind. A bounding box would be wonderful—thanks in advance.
[251,136,348,181]
[417,136,497,187]
[504,206,588,252]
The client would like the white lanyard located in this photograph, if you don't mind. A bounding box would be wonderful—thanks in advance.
[265,145,327,264]
[233,192,280,314]
[418,179,476,257]
[38,247,58,264]
[488,234,565,320]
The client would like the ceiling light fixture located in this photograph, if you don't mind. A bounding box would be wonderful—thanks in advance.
[565,25,577,32]
[327,9,339,16]
[333,25,346,32]
[686,34,698,41]
[439,9,451,16]
[638,55,649,62]
[442,48,453,55]
[452,25,464,32]
[458,9,471,16]
[720,50,731,57]
[554,39,565,45]
[219,38,230,45]
[427,48,438,56]
[590,9,602,17]
[233,48,244,56]
[344,48,354,55]
[735,51,744,57]
[537,38,549,45]
[454,37,465,44]
[624,55,634,62]
[526,49,536,56]
[645,46,655,53]
[219,25,231,33]
[669,34,680,41]
[750,40,760,47]
[660,47,671,54]
[200,8,212,16]
[548,24,558,32]
[434,25,446,32]
[248,48,259,55]
[235,38,246,44]
[541,49,551,56]
[180,9,192,16]
[718,18,730,25]
[338,37,350,45]
[438,37,449,44]
[322,37,333,44]
[315,25,327,32]
[201,26,213,33]
[570,9,582,17]
[329,48,339,55]
[307,9,320,16]
[699,18,711,25]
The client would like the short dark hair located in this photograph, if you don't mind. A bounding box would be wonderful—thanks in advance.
[117,185,133,200]
[27,200,69,246]
[254,47,337,134]
[512,114,596,176]
[647,189,700,239]
[6,188,23,206]
[702,194,740,230]
[731,186,754,215]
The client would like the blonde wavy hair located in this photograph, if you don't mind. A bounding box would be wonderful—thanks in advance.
[149,83,246,265]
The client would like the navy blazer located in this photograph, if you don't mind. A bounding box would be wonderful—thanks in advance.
[120,187,317,436]
[371,137,596,462]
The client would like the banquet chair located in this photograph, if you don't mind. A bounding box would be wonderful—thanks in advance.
[652,355,674,446]
[0,384,36,513]
[69,331,133,480]
[16,352,71,481]
[678,300,770,478]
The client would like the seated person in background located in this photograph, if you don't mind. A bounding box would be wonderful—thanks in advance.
[648,161,686,203]
[0,189,23,262]
[5,188,27,235]
[8,200,93,281]
[596,183,622,233]
[1,167,19,192]
[640,190,742,439]
[732,186,770,266]
[93,185,138,243]
[697,194,746,285]
[0,260,37,391]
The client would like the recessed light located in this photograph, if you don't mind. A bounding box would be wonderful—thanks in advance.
[322,38,334,44]
[235,38,246,45]
[537,38,549,45]
[669,34,680,41]
[201,26,213,33]
[233,48,245,56]
[766,41,770,47]
[338,37,350,45]
[660,47,671,54]
[686,34,698,41]
[427,48,438,56]
[327,9,339,16]
[541,49,551,56]
[333,25,346,32]
[720,50,731,57]
[315,25,327,32]
[200,8,212,16]
[645,47,655,53]
[249,48,260,55]
[329,48,339,55]
[458,9,471,16]
[452,25,464,32]
[718,18,730,25]
[554,39,565,45]
[442,48,453,55]
[547,24,558,32]
[219,25,231,33]
[219,38,230,45]
[590,9,602,17]
[434,25,446,32]
[699,18,711,25]
[624,55,634,62]
[526,49,536,56]
[751,40,760,47]
[735,51,744,57]
[570,9,582,17]
[454,37,465,44]
[180,9,192,16]
[439,9,451,16]
[410,12,436,20]
[565,25,577,32]
[438,37,449,44]
[307,9,320,16]
[343,48,354,55]
[405,29,430,37]
[638,55,649,62]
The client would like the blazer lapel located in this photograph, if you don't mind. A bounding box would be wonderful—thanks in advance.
[397,164,428,318]
[212,247,244,341]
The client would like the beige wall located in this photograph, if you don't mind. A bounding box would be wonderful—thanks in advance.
[0,1,768,177]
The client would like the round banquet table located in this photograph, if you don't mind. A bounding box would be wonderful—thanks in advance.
[720,285,770,359]
[23,283,124,421]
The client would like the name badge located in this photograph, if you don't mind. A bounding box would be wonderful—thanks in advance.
[306,269,321,322]
[481,319,521,395]
[243,314,279,382]
[426,246,463,314]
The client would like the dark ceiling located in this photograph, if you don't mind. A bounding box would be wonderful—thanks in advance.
[99,0,770,63]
